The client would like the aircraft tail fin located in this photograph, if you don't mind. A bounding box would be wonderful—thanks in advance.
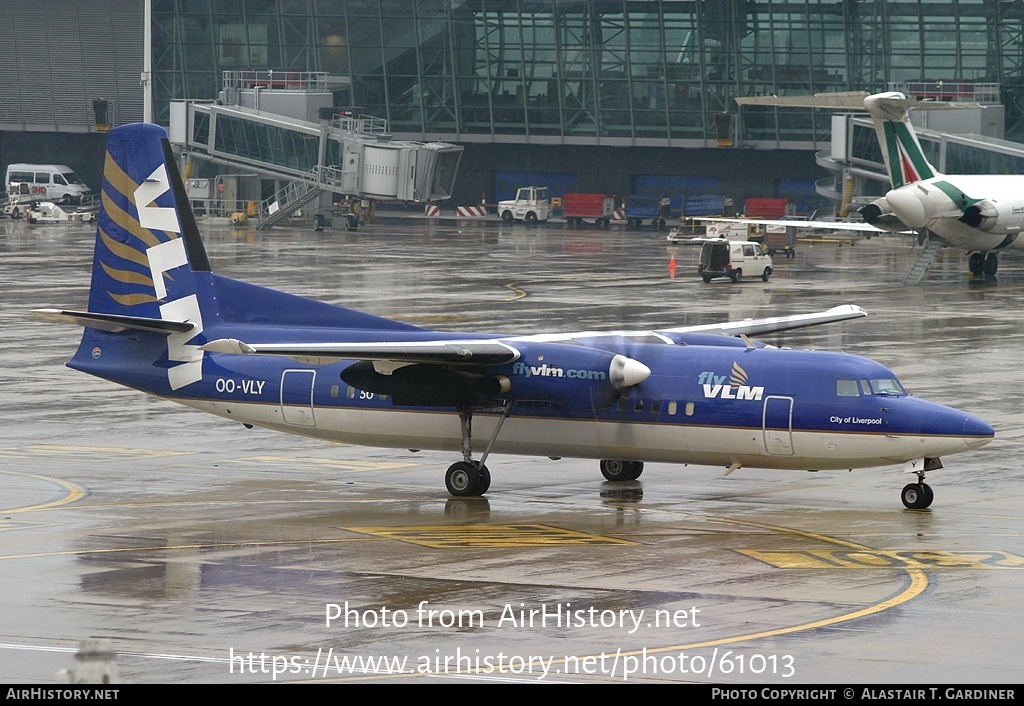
[735,91,985,189]
[84,122,210,321]
[863,93,940,188]
[45,123,215,391]
[42,122,425,393]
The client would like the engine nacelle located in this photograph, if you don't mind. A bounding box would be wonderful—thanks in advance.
[858,199,911,232]
[340,342,651,411]
[959,199,999,231]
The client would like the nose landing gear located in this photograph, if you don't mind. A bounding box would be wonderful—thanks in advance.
[901,468,935,509]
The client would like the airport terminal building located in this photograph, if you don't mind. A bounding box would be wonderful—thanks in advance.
[3,0,1024,210]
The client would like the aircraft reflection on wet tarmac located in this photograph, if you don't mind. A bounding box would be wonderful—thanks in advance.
[1,215,1022,684]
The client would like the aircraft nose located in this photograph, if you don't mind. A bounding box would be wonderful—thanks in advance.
[963,414,995,448]
[886,186,928,229]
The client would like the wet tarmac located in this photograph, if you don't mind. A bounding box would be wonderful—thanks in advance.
[1,215,1022,684]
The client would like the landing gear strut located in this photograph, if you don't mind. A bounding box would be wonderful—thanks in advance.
[901,470,934,509]
[444,403,513,497]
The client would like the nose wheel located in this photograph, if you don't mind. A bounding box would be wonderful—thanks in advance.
[901,476,934,509]
[600,459,644,481]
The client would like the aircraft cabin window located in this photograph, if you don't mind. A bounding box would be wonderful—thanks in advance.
[667,401,678,415]
[346,386,356,399]
[651,400,661,414]
[685,402,695,416]
[836,379,860,397]
[330,384,340,398]
[634,400,643,412]
[617,398,629,413]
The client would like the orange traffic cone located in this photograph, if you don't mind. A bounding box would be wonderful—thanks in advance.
[669,253,677,279]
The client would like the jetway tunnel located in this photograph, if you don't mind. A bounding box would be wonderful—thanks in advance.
[168,71,463,228]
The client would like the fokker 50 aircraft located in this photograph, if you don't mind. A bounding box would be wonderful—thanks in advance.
[733,91,1024,281]
[34,123,994,509]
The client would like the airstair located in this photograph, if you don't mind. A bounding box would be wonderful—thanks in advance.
[254,166,346,229]
[904,233,944,285]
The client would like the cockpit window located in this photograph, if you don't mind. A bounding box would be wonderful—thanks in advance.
[868,378,906,396]
[836,379,860,397]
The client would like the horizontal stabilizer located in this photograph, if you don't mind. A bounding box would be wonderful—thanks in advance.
[33,308,194,334]
[735,91,871,109]
[736,91,981,114]
[660,305,866,337]
[201,338,521,366]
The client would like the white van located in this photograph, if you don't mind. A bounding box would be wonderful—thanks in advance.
[698,238,773,283]
[5,164,91,204]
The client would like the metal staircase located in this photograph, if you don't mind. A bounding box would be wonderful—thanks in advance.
[255,166,347,229]
[904,233,943,285]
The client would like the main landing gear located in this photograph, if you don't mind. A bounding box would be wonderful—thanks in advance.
[968,251,998,278]
[444,403,513,497]
[901,470,934,509]
[600,459,644,481]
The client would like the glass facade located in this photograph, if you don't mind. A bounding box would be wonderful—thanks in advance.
[152,0,1024,144]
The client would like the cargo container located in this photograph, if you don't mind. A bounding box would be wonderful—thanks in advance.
[624,194,670,227]
[743,197,793,219]
[763,224,797,258]
[563,193,615,225]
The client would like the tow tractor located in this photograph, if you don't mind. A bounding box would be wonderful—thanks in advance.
[2,182,32,219]
[498,186,551,223]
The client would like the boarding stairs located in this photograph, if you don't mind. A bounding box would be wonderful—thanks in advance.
[904,232,944,285]
[255,166,347,230]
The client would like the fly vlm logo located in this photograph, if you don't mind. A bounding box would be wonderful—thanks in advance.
[698,361,764,401]
[137,164,204,391]
[510,361,607,380]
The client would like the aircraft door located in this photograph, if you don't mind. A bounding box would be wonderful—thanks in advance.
[281,369,317,427]
[762,396,794,455]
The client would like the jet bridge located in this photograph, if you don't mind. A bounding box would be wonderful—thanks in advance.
[168,71,463,228]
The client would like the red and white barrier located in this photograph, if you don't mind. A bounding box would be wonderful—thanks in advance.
[456,205,489,217]
[611,209,627,221]
[424,204,440,216]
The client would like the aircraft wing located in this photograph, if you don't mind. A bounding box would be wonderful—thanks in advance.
[658,304,866,337]
[201,338,520,366]
[204,306,867,363]
[688,216,902,234]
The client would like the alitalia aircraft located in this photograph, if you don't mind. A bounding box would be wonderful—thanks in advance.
[734,91,1024,279]
[34,123,994,509]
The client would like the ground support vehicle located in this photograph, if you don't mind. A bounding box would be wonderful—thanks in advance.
[5,164,91,204]
[698,238,773,283]
[2,182,34,219]
[25,202,96,224]
[498,186,551,223]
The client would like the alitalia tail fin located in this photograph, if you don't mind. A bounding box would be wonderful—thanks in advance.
[735,91,984,189]
[863,93,940,189]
